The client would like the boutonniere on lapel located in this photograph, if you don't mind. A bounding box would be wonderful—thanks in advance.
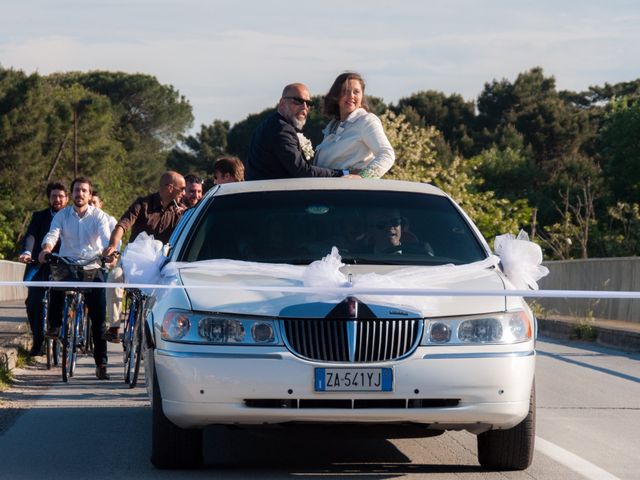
[297,133,315,161]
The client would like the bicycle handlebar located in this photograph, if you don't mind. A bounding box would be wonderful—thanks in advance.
[44,252,116,267]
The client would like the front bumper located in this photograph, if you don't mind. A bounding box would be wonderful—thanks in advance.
[154,345,535,431]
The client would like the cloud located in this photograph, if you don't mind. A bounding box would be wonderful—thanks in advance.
[2,9,639,130]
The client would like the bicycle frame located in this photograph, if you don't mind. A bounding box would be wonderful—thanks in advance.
[42,287,59,369]
[61,289,86,382]
[45,253,108,382]
[123,288,145,387]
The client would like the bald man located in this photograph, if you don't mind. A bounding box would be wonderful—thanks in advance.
[246,83,355,180]
[101,171,186,342]
[103,171,186,257]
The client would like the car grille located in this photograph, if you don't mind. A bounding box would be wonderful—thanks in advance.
[281,318,422,363]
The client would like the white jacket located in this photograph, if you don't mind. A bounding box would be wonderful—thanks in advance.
[314,108,395,178]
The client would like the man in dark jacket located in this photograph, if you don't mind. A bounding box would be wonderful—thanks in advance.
[18,181,68,356]
[246,83,355,180]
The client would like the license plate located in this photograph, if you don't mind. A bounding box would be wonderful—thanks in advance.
[314,368,393,392]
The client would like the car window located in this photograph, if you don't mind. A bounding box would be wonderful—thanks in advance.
[179,190,487,266]
[165,206,197,254]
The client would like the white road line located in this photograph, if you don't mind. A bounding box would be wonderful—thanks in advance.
[536,436,621,480]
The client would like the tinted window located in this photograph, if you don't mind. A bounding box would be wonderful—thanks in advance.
[180,190,487,265]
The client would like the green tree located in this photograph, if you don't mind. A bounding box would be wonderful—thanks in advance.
[0,67,192,258]
[599,97,640,201]
[48,71,193,190]
[381,111,531,241]
[597,202,640,257]
[0,71,124,255]
[477,67,591,162]
[167,120,230,176]
[0,69,50,257]
[395,90,476,156]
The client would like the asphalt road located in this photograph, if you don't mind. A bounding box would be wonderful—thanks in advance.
[0,338,638,479]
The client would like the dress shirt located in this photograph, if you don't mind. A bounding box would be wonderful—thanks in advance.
[314,108,395,178]
[116,192,185,244]
[42,205,112,261]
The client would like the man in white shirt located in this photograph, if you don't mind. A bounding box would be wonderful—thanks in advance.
[39,176,114,380]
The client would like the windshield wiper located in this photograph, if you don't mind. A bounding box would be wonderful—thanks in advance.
[340,256,403,265]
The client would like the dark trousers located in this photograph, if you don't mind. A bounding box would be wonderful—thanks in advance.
[24,265,59,351]
[25,286,46,349]
[50,279,108,367]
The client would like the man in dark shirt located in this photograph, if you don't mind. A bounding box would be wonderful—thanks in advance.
[101,171,185,341]
[18,182,68,356]
[246,83,355,181]
[104,171,186,253]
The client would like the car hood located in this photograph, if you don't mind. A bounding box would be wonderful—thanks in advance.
[177,263,507,318]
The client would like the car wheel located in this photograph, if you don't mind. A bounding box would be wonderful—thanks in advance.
[150,367,204,469]
[477,383,535,471]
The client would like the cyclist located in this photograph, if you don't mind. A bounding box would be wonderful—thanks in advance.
[18,181,68,357]
[38,176,114,380]
[101,171,186,341]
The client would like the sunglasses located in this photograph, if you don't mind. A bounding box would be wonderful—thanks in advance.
[283,96,314,108]
[375,217,403,230]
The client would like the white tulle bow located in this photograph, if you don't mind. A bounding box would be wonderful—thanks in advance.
[494,230,549,290]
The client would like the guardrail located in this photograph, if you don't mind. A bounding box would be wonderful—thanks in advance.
[0,260,26,302]
[539,257,640,323]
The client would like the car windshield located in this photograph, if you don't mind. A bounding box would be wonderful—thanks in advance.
[179,190,487,266]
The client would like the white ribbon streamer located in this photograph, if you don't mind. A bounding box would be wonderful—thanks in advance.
[1,280,639,299]
[5,233,632,299]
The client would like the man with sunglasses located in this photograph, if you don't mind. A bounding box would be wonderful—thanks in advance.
[354,209,407,255]
[246,83,358,180]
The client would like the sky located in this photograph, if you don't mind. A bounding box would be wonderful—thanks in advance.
[1,0,639,131]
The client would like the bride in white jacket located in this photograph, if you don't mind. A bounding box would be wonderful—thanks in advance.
[314,72,395,179]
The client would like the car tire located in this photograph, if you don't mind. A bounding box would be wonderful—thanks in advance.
[477,383,535,471]
[150,367,204,469]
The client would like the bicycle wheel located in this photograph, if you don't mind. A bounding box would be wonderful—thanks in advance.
[52,338,60,366]
[123,296,137,384]
[130,312,143,388]
[61,294,77,382]
[42,289,53,369]
[83,305,93,354]
[69,296,84,376]
[46,338,53,369]
[76,302,86,354]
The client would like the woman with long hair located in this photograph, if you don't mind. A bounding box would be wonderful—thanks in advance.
[314,72,395,178]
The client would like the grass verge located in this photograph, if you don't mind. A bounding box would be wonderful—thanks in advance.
[0,347,35,391]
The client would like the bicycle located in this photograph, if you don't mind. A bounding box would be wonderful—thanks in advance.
[46,253,108,382]
[41,287,59,369]
[122,288,145,387]
[78,303,93,355]
[24,260,60,368]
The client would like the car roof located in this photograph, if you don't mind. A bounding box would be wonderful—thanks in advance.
[207,178,448,198]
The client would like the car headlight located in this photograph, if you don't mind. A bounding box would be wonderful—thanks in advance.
[422,310,533,345]
[161,309,282,345]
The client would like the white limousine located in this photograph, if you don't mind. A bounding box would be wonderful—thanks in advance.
[141,178,537,471]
